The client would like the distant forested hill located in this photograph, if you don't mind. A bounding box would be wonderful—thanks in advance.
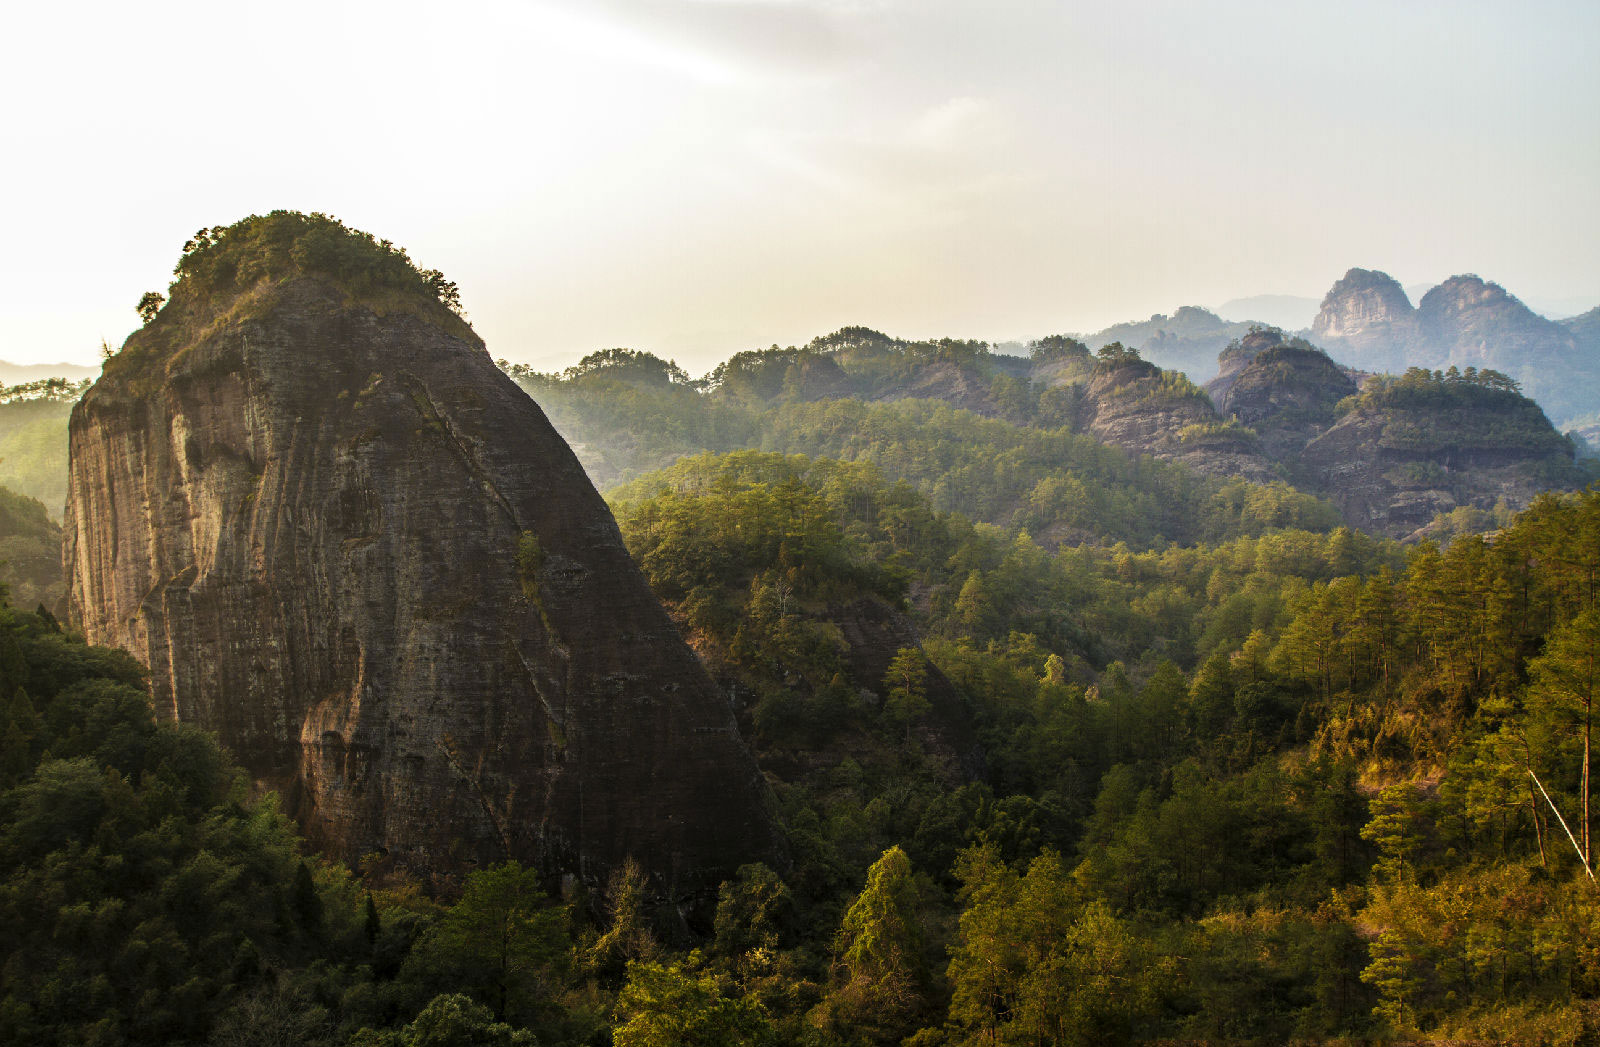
[505,327,1586,542]
[0,378,88,518]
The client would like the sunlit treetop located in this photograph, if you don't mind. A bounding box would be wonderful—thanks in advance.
[134,211,463,330]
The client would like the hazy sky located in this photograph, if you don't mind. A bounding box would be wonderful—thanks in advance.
[4,0,1596,374]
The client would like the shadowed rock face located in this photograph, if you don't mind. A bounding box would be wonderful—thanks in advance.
[1074,359,1280,485]
[65,274,779,898]
[1207,332,1358,462]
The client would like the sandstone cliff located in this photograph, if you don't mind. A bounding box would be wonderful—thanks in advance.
[1311,269,1594,425]
[1207,330,1358,462]
[1310,268,1416,372]
[1296,369,1582,539]
[64,213,779,897]
[1067,354,1279,485]
[1415,276,1586,420]
[1204,327,1581,538]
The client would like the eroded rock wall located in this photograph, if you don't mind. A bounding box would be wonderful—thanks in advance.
[65,278,779,897]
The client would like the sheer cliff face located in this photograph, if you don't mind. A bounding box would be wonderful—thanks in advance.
[1311,268,1416,368]
[64,276,777,893]
[1074,360,1280,485]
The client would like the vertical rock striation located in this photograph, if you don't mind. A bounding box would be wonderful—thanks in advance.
[64,214,780,899]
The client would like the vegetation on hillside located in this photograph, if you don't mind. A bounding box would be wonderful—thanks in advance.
[106,212,474,384]
[7,293,1600,1042]
[0,486,63,612]
[0,380,87,518]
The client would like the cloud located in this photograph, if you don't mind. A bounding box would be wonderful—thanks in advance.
[536,0,864,83]
[906,96,1003,149]
[745,96,1026,227]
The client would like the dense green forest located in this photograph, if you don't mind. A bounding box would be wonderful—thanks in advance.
[5,325,1600,1043]
[7,453,1600,1042]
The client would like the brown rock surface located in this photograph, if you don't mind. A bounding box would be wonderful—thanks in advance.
[1207,331,1358,462]
[64,222,779,898]
[1072,358,1280,485]
[1295,373,1581,539]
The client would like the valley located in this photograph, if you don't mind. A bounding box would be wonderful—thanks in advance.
[1,214,1598,1045]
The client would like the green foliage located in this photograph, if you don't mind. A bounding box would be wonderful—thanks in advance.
[612,958,773,1047]
[402,862,569,1026]
[166,212,462,315]
[351,993,535,1047]
[946,843,1164,1047]
[136,290,165,324]
[1028,335,1090,363]
[883,648,931,740]
[815,846,935,1044]
[0,604,331,1046]
[0,390,80,518]
[513,533,543,605]
[0,486,62,610]
[1095,341,1141,365]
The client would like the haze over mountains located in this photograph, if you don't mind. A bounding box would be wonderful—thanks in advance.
[1076,268,1600,430]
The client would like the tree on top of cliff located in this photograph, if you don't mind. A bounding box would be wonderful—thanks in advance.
[1095,341,1142,366]
[164,211,464,317]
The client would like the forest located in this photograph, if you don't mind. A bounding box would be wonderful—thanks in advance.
[6,323,1600,1044]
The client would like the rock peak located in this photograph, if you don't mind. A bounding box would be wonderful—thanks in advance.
[66,219,781,899]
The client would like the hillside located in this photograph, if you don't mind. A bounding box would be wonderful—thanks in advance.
[0,485,63,613]
[1206,329,1584,538]
[1208,330,1358,461]
[1301,367,1584,539]
[8,224,1600,1044]
[1310,268,1596,425]
[0,378,87,518]
[1069,348,1277,484]
[504,327,1588,545]
[1082,305,1255,381]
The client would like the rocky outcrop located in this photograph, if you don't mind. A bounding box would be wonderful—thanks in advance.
[1296,371,1582,539]
[1310,269,1596,426]
[1073,357,1279,484]
[1207,330,1358,462]
[1563,305,1600,351]
[1414,276,1586,420]
[64,214,780,899]
[1311,268,1416,371]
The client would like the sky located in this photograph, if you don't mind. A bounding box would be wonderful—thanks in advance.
[3,0,1596,375]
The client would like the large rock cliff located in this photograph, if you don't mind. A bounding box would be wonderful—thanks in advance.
[1207,329,1358,463]
[1310,268,1416,372]
[63,214,779,898]
[1205,329,1585,538]
[1295,369,1582,539]
[1067,353,1279,485]
[1311,269,1594,425]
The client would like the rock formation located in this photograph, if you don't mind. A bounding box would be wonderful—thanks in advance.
[1414,276,1585,420]
[1311,269,1594,426]
[1311,268,1416,371]
[63,213,780,898]
[1066,353,1280,485]
[1295,370,1580,539]
[1207,330,1358,462]
[1205,328,1583,538]
[1083,305,1254,383]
